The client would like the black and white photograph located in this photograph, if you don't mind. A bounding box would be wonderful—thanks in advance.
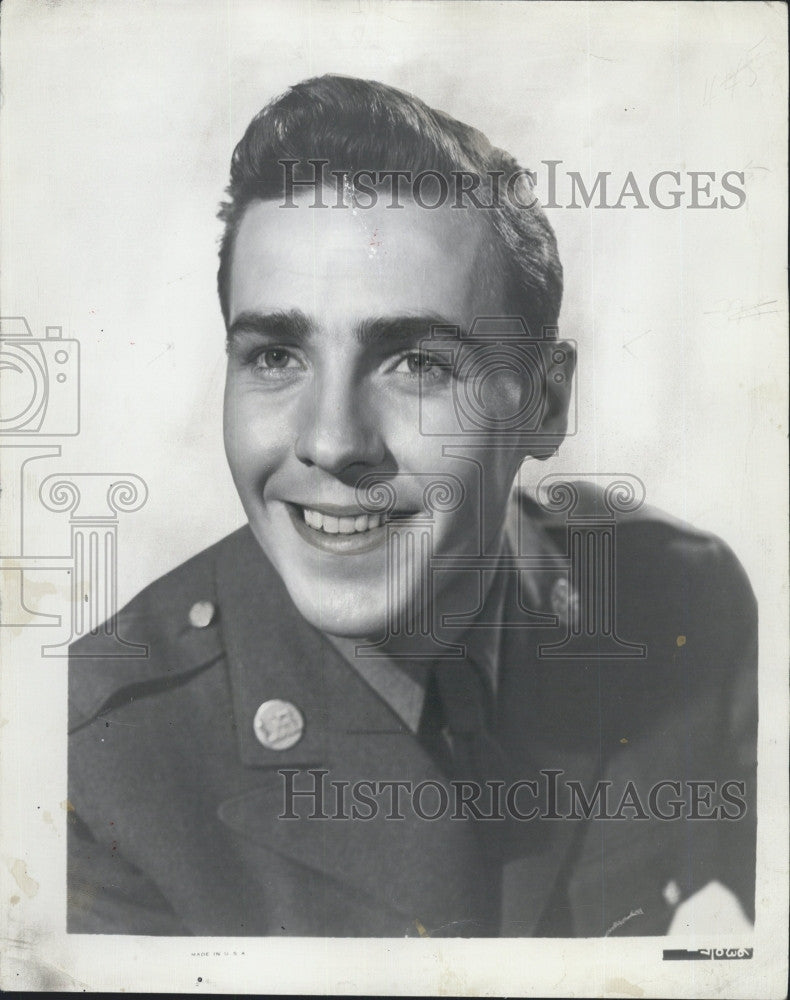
[0,1,787,995]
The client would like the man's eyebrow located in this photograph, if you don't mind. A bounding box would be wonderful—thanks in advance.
[354,315,458,346]
[227,310,460,345]
[227,310,313,341]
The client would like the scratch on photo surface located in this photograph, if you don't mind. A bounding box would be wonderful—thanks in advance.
[605,906,644,936]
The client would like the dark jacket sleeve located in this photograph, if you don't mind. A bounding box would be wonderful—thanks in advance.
[68,806,188,935]
[563,520,758,935]
[66,540,224,936]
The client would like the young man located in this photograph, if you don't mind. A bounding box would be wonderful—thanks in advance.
[68,75,756,937]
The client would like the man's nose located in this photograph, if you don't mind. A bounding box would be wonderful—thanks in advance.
[294,373,386,474]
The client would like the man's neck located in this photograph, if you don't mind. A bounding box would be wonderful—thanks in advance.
[323,521,514,730]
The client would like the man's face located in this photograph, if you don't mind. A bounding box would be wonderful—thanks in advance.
[223,193,560,638]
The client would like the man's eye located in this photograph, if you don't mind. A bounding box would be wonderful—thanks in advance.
[396,351,447,376]
[255,348,299,371]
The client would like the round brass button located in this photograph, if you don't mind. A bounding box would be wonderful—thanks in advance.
[253,699,305,751]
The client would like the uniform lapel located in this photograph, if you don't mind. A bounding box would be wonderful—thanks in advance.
[213,529,487,933]
[213,524,598,936]
[494,617,603,935]
[493,502,603,935]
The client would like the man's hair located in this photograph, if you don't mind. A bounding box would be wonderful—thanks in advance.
[217,74,562,334]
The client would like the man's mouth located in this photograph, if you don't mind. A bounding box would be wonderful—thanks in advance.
[302,505,385,535]
[284,502,415,554]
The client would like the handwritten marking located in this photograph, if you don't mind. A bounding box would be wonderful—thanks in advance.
[703,38,769,106]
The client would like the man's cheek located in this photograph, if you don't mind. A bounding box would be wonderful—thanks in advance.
[225,397,286,469]
[224,433,268,500]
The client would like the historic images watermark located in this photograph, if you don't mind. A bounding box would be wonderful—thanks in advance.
[278,769,749,822]
[279,159,747,211]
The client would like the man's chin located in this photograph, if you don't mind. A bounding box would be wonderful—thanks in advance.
[284,586,389,641]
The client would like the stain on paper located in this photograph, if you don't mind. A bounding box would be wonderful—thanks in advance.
[9,859,39,898]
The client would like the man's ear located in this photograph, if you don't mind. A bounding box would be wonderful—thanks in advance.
[523,338,577,461]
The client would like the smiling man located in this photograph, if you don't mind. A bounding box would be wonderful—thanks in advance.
[68,75,757,938]
[222,191,569,641]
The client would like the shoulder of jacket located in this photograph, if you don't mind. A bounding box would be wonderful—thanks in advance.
[68,526,246,733]
[513,478,755,609]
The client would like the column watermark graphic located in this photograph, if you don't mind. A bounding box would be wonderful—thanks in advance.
[0,316,148,656]
[38,474,148,657]
[535,475,647,658]
[354,473,468,659]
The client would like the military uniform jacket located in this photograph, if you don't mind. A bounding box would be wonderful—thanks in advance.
[68,487,757,937]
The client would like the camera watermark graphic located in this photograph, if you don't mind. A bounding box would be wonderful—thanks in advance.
[0,316,147,655]
[350,315,644,660]
[416,317,576,444]
[0,318,80,436]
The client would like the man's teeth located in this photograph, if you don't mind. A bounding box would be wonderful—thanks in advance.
[303,508,384,534]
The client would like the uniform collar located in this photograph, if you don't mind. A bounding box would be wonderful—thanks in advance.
[214,526,420,769]
[309,515,518,733]
[213,493,563,753]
